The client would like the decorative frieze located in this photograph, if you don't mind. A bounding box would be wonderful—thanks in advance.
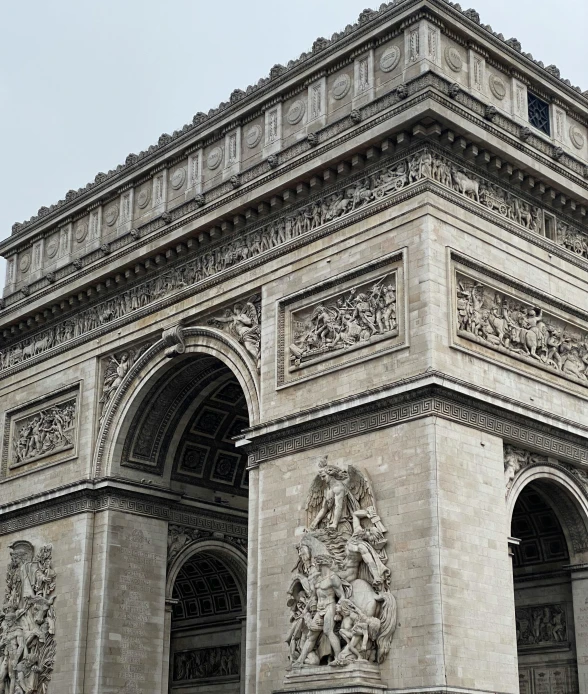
[1,541,56,694]
[516,604,568,649]
[2,387,79,476]
[173,645,240,683]
[454,266,588,389]
[2,144,587,377]
[286,456,396,671]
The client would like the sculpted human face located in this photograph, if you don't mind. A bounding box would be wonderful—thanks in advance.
[318,469,328,481]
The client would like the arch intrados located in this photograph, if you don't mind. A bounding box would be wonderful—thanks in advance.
[507,464,588,559]
[95,327,260,477]
[166,539,247,608]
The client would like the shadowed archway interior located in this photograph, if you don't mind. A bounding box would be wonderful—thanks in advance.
[511,483,579,692]
[129,354,251,693]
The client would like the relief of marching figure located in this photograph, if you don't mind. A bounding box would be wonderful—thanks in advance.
[0,541,56,694]
[286,456,396,670]
[456,274,588,385]
[289,276,397,368]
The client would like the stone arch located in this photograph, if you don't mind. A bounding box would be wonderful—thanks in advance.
[166,538,248,606]
[507,462,588,559]
[164,539,248,694]
[94,327,259,478]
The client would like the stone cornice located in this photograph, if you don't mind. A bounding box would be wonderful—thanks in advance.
[2,70,587,324]
[241,374,588,468]
[3,0,586,250]
[0,476,248,536]
[3,133,588,380]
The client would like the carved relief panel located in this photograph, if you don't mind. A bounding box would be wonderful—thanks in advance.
[451,254,588,391]
[0,541,56,694]
[2,385,79,478]
[285,456,396,681]
[277,252,406,386]
[172,644,240,684]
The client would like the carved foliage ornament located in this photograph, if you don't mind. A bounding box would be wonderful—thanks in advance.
[2,147,585,376]
[286,456,396,670]
[456,272,588,389]
[1,541,56,694]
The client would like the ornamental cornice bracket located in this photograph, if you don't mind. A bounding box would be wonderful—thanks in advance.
[161,322,186,358]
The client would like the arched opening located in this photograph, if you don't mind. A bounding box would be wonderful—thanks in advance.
[109,344,254,693]
[169,547,246,694]
[511,482,580,692]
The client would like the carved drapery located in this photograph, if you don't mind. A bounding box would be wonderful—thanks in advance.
[206,294,261,371]
[1,541,56,694]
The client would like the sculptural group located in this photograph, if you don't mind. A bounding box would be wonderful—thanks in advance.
[286,457,396,669]
[0,542,56,694]
[290,278,397,367]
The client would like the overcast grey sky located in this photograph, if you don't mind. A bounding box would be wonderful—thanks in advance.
[1,0,586,286]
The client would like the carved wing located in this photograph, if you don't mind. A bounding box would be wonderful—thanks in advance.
[101,356,119,389]
[347,465,377,511]
[129,342,152,367]
[244,295,261,326]
[304,475,325,527]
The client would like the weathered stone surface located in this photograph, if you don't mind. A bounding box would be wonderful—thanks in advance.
[0,3,587,694]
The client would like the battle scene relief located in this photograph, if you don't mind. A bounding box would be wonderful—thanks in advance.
[455,271,588,387]
[289,274,397,369]
[286,456,396,673]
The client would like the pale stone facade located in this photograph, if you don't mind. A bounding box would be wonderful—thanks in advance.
[1,1,588,693]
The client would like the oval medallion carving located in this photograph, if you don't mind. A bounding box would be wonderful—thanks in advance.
[207,146,223,171]
[489,74,507,100]
[380,45,401,73]
[74,221,88,243]
[332,73,351,100]
[137,188,151,209]
[170,167,186,190]
[286,99,306,125]
[104,205,119,226]
[46,238,59,259]
[444,46,463,73]
[245,124,263,149]
[19,254,31,273]
[570,125,585,150]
